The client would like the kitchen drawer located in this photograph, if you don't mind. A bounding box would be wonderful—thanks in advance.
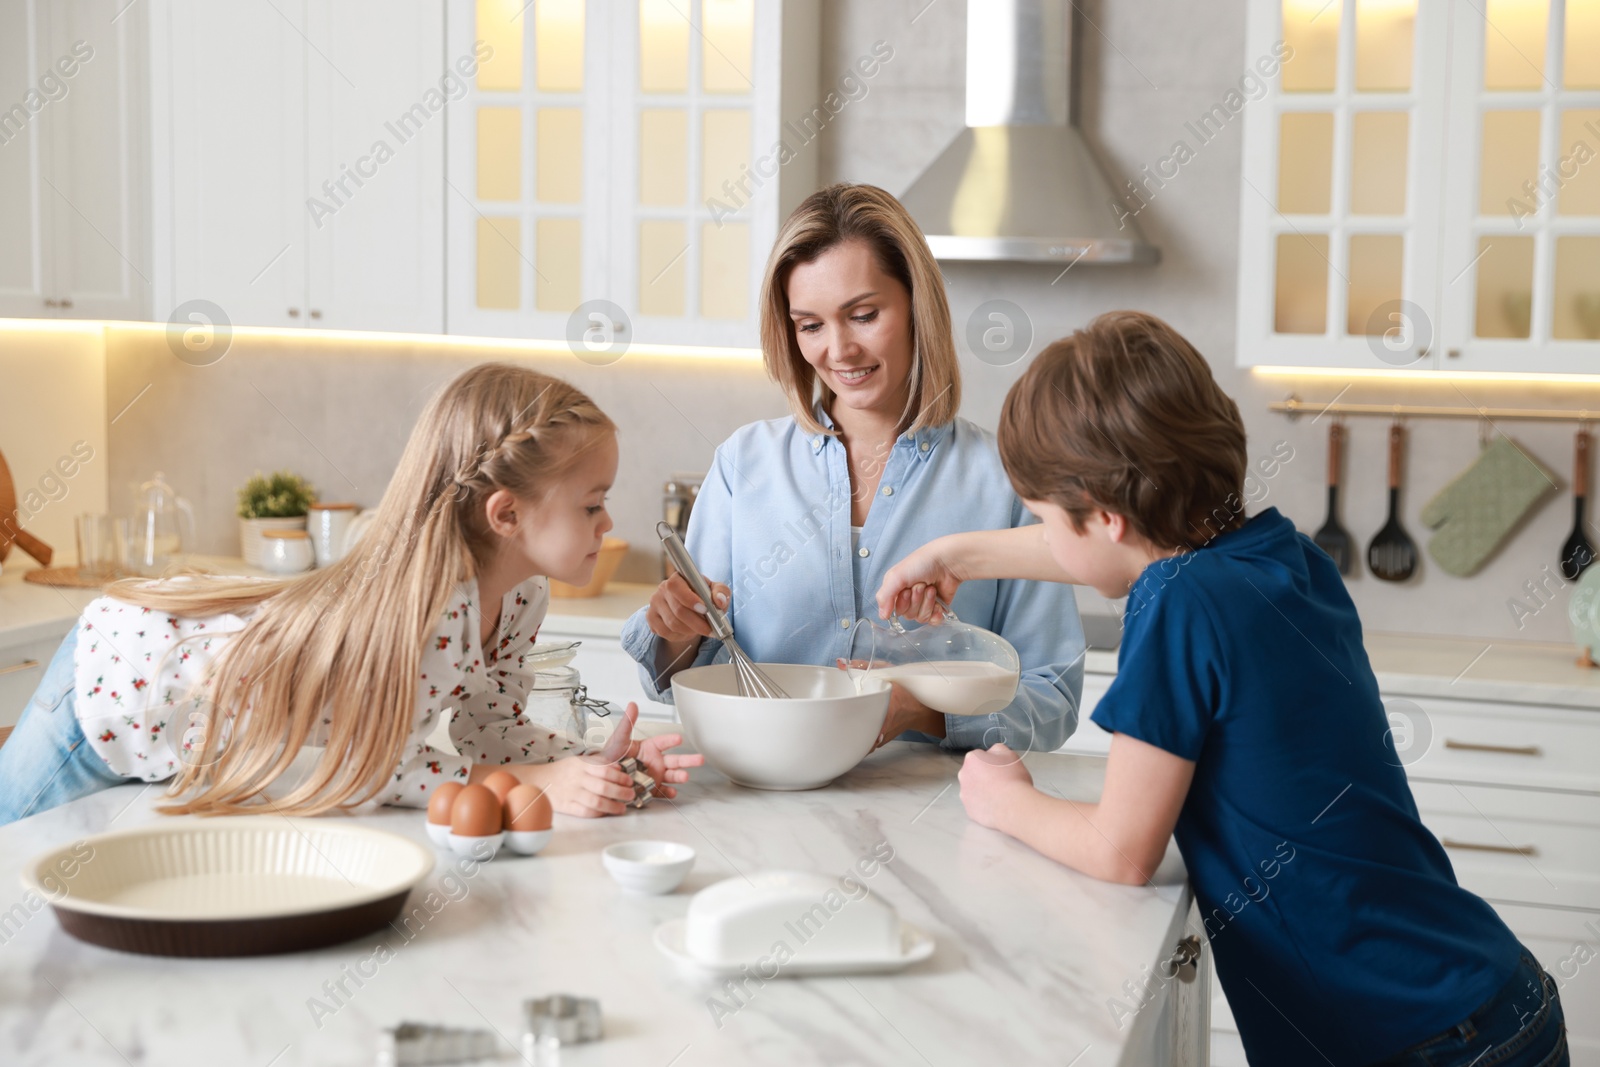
[1060,671,1113,755]
[0,629,71,729]
[1411,781,1600,911]
[1490,903,1600,1063]
[1394,696,1600,794]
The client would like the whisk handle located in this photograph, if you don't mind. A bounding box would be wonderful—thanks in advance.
[656,521,734,640]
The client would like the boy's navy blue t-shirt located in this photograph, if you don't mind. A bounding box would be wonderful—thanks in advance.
[1091,508,1521,1066]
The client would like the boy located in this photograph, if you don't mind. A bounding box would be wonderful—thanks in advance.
[876,311,1567,1066]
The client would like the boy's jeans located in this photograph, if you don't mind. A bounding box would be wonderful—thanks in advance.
[1368,952,1568,1067]
[0,628,127,825]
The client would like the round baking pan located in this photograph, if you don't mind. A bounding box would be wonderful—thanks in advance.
[20,817,435,957]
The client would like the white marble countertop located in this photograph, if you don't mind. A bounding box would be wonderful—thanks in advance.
[0,745,1192,1066]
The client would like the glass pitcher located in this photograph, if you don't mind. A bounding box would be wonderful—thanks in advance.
[847,599,1021,716]
[131,471,196,576]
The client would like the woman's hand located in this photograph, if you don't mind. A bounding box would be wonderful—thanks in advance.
[876,683,946,749]
[875,537,968,623]
[957,744,1035,830]
[647,572,730,642]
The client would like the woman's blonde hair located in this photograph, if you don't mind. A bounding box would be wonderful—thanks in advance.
[758,183,960,436]
[111,363,615,816]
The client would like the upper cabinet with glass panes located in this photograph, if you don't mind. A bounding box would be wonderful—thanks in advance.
[1236,0,1600,372]
[446,0,820,347]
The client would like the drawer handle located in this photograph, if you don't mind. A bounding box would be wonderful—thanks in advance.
[0,658,41,677]
[1441,837,1539,857]
[1443,739,1542,757]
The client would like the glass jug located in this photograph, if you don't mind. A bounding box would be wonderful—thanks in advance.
[847,599,1021,716]
[131,471,196,576]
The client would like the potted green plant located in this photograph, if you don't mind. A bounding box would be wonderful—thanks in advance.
[237,470,316,567]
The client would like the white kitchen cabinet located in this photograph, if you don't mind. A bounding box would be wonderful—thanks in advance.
[444,0,819,347]
[148,0,444,333]
[1236,0,1600,373]
[0,0,150,321]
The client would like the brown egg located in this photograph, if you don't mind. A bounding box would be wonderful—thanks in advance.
[504,784,553,832]
[481,770,520,804]
[427,781,465,826]
[450,784,504,837]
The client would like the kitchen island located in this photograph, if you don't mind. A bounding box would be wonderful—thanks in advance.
[0,744,1203,1066]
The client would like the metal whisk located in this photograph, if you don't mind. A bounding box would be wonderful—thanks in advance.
[656,521,789,699]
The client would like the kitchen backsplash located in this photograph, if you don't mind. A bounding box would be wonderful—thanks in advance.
[12,0,1598,648]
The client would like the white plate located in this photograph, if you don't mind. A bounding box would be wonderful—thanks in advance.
[653,917,935,976]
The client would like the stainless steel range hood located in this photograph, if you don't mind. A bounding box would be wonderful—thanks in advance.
[900,0,1159,265]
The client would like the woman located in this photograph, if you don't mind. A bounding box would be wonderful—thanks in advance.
[620,184,1084,753]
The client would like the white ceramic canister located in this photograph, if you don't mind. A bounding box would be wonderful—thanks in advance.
[260,529,315,574]
[307,502,361,568]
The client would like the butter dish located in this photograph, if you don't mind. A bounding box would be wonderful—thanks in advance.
[653,870,934,976]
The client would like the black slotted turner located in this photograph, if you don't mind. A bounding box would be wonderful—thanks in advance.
[1313,423,1354,574]
[1561,428,1595,581]
[1368,422,1418,581]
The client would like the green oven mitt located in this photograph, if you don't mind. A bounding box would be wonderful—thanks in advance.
[1419,437,1557,577]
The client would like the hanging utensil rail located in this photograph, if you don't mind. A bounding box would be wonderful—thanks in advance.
[1271,396,1599,422]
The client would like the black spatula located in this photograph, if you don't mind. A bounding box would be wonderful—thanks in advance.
[1368,423,1418,582]
[1561,428,1595,581]
[1313,423,1354,575]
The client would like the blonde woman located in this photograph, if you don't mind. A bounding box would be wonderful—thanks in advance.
[0,364,701,823]
[622,183,1085,752]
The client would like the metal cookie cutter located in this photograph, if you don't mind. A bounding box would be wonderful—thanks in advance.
[521,994,602,1057]
[618,756,657,809]
[376,1022,497,1066]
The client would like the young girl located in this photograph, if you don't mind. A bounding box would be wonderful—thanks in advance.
[0,363,702,823]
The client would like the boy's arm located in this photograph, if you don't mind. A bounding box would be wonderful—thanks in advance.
[961,732,1194,885]
[876,526,1078,621]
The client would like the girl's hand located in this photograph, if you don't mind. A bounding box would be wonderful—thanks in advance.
[627,729,704,799]
[647,573,731,642]
[957,744,1035,830]
[876,539,967,623]
[541,756,639,818]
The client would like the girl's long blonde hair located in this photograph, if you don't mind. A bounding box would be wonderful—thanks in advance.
[112,363,615,816]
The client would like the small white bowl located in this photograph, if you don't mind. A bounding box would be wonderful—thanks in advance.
[425,821,452,848]
[448,832,504,860]
[506,829,553,856]
[602,841,695,894]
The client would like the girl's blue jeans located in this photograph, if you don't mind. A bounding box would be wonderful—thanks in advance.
[0,628,126,825]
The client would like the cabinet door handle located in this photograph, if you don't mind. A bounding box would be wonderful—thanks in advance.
[43,298,58,308]
[309,309,322,320]
[1443,739,1542,757]
[59,298,72,309]
[1441,837,1538,857]
[0,658,41,677]
[288,307,300,317]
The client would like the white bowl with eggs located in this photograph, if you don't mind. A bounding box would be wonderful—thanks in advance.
[670,663,891,791]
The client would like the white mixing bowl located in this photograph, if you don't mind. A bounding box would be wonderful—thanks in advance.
[670,663,891,790]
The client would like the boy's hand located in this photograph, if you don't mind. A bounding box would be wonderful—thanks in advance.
[876,538,967,622]
[958,744,1035,830]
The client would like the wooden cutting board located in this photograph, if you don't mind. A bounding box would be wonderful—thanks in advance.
[0,445,55,566]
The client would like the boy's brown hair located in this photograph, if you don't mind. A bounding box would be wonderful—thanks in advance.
[998,311,1247,551]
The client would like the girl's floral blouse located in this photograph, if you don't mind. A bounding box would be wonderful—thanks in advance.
[72,576,579,807]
